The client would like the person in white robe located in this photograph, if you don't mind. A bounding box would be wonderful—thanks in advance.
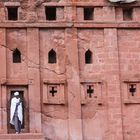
[10,92,23,134]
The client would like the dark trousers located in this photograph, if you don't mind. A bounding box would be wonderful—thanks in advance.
[13,115,21,133]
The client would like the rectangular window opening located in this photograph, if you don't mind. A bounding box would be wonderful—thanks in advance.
[123,8,133,21]
[45,6,56,20]
[84,7,94,20]
[7,7,18,21]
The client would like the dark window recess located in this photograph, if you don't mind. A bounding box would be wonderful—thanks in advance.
[129,84,136,96]
[48,49,57,63]
[45,7,56,20]
[13,48,21,63]
[7,7,18,20]
[49,86,57,97]
[84,7,94,20]
[123,8,133,21]
[85,49,92,64]
[87,85,94,98]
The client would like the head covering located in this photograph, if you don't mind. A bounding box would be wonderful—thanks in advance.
[14,92,19,96]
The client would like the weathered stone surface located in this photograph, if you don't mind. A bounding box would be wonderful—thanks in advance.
[0,0,139,140]
[0,133,45,140]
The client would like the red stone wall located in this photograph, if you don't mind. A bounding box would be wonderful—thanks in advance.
[0,0,140,140]
[78,29,108,140]
[39,29,66,79]
[78,29,104,77]
[118,29,140,140]
[40,29,68,139]
[6,29,28,79]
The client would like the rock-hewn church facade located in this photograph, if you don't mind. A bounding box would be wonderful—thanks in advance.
[0,0,139,140]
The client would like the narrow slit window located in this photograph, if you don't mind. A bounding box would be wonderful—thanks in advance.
[13,48,21,63]
[45,6,56,20]
[85,49,92,64]
[84,7,94,20]
[7,7,18,20]
[123,8,133,21]
[48,49,57,64]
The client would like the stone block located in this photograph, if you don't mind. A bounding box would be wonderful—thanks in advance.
[122,80,140,104]
[43,79,65,104]
[80,80,104,105]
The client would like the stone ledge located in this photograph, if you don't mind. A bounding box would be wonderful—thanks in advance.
[123,80,140,83]
[124,99,140,104]
[43,79,66,84]
[0,22,138,28]
[80,79,103,84]
[43,2,104,6]
[4,2,20,7]
[0,133,45,140]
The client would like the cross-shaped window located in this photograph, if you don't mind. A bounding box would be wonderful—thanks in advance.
[87,85,94,98]
[129,84,136,96]
[49,86,57,97]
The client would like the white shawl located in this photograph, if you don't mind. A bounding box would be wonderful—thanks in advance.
[10,97,23,125]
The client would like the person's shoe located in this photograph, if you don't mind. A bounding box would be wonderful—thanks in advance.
[15,132,19,134]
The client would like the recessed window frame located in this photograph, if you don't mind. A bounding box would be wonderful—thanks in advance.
[13,48,21,63]
[48,49,57,64]
[7,6,19,21]
[84,7,94,20]
[85,49,93,64]
[123,8,133,21]
[45,6,56,21]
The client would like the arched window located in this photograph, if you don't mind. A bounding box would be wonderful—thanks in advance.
[48,49,56,64]
[13,48,21,63]
[85,49,92,64]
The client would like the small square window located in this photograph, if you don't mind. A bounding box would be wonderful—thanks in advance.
[7,7,18,20]
[45,6,56,20]
[84,7,94,20]
[123,8,133,21]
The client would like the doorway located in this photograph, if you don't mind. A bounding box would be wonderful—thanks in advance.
[7,86,29,133]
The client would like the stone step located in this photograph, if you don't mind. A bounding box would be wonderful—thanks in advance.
[0,133,45,140]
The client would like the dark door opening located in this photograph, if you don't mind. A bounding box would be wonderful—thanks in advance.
[7,87,29,133]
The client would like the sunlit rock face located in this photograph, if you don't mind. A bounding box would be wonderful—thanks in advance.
[1,0,140,140]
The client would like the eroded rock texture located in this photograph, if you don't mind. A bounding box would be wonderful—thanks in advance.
[0,0,139,140]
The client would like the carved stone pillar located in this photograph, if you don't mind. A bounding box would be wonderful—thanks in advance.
[27,28,42,133]
[0,29,7,133]
[65,28,83,140]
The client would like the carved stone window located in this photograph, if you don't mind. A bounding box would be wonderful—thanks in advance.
[123,8,133,21]
[123,81,140,104]
[84,7,94,20]
[87,85,94,98]
[49,86,57,97]
[43,80,65,104]
[80,81,104,105]
[45,6,56,20]
[48,49,57,64]
[85,49,92,64]
[129,84,136,96]
[7,7,18,20]
[13,48,21,63]
[44,5,64,21]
